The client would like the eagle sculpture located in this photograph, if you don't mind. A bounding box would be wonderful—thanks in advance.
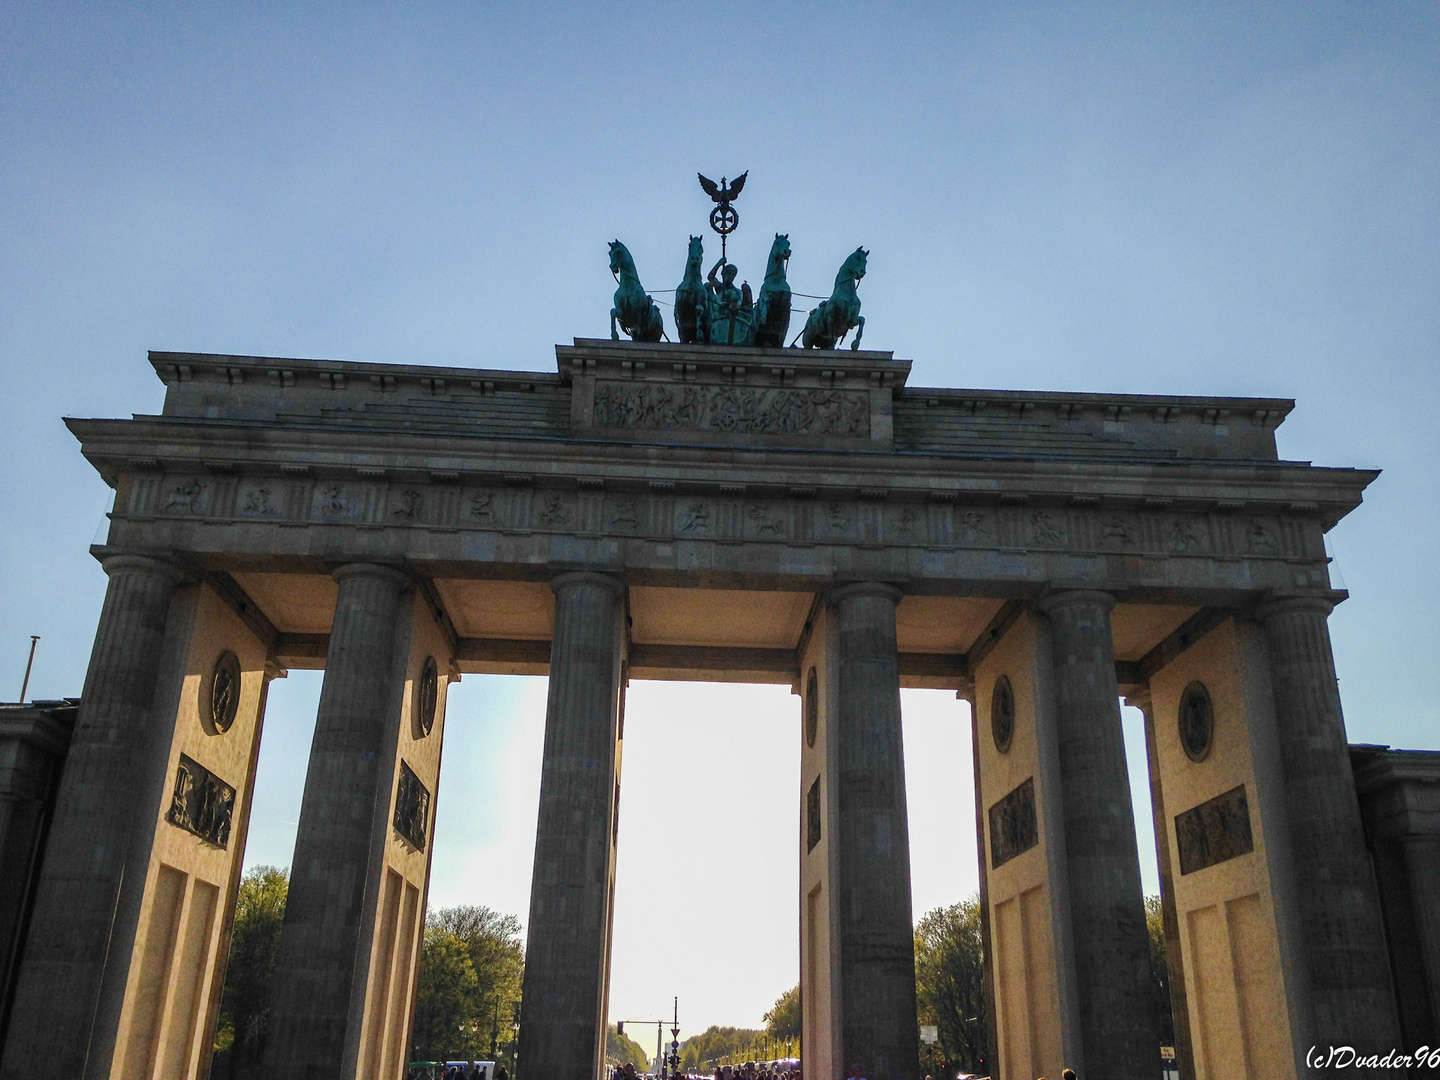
[698,171,747,204]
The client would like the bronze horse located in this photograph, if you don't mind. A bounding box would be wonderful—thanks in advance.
[609,240,665,343]
[799,247,867,350]
[674,235,710,345]
[753,233,792,349]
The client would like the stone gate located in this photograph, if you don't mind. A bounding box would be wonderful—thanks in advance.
[0,338,1403,1080]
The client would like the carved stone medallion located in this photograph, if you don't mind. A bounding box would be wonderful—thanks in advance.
[206,650,242,735]
[991,675,1015,754]
[1179,680,1214,762]
[415,656,438,738]
[805,667,819,748]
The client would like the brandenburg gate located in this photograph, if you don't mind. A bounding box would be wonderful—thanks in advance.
[0,333,1404,1079]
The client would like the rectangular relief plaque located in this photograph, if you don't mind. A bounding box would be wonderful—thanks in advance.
[165,753,236,848]
[807,776,822,853]
[1175,784,1253,875]
[592,381,870,438]
[393,760,431,851]
[989,777,1038,869]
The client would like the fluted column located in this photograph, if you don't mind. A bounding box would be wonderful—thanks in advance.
[264,563,412,1079]
[1399,836,1440,1038]
[1,555,184,1079]
[519,571,625,1080]
[1257,595,1401,1046]
[1038,589,1157,1080]
[832,582,918,1080]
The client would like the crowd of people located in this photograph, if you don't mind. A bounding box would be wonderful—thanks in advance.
[432,1064,506,1080]
[710,1065,800,1080]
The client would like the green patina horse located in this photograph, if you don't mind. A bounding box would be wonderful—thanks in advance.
[674,235,710,345]
[609,240,665,343]
[753,233,792,349]
[799,246,867,350]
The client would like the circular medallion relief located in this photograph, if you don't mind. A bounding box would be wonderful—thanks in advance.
[206,650,242,735]
[805,667,819,748]
[415,657,439,738]
[1179,681,1214,762]
[991,675,1015,754]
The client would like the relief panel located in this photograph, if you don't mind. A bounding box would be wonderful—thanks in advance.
[1176,784,1254,875]
[165,754,236,849]
[591,381,870,437]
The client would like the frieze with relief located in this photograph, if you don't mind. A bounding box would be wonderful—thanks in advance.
[123,470,1320,565]
[592,381,869,437]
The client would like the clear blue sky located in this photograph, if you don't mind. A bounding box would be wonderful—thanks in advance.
[2,1,1436,1033]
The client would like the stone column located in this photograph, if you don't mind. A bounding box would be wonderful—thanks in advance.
[264,563,412,1079]
[519,572,625,1080]
[1257,595,1402,1046]
[0,700,77,1049]
[1129,688,1195,1080]
[831,582,919,1080]
[1400,836,1440,1038]
[1,554,184,1079]
[1038,589,1157,1080]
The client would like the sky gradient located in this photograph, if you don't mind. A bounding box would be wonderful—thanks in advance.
[2,2,1436,1034]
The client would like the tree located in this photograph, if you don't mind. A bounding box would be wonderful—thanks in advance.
[914,896,987,1074]
[677,1025,765,1071]
[412,929,482,1060]
[429,905,525,1055]
[764,985,800,1044]
[606,1023,651,1071]
[213,865,288,1078]
[410,905,525,1066]
[1146,894,1176,1046]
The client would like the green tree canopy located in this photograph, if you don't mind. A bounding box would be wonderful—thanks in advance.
[214,864,288,1078]
[413,929,482,1060]
[606,1023,651,1071]
[677,1025,767,1071]
[1146,894,1176,1047]
[763,985,800,1043]
[410,904,525,1066]
[913,896,987,1074]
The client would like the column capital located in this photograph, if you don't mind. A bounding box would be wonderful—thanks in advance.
[549,570,625,598]
[828,580,904,606]
[330,562,411,589]
[1037,587,1116,615]
[100,553,187,583]
[1255,592,1336,621]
